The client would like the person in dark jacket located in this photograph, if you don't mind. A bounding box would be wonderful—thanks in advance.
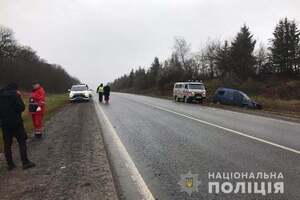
[103,84,111,103]
[0,83,36,170]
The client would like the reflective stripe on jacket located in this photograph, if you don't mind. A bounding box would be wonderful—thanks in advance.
[97,86,104,93]
[30,86,46,114]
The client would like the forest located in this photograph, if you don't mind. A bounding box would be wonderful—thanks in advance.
[0,25,79,93]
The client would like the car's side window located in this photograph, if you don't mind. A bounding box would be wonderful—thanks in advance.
[218,90,225,96]
[225,91,234,100]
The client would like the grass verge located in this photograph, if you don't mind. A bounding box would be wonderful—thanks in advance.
[0,93,68,153]
[120,77,300,118]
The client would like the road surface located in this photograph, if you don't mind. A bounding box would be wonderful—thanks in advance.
[97,93,300,200]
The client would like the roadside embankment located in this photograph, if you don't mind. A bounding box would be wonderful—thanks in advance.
[0,100,119,200]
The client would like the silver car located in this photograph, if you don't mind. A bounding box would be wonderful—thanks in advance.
[173,82,206,103]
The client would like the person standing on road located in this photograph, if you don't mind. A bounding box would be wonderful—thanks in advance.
[0,82,36,170]
[97,83,104,103]
[103,84,111,103]
[29,81,46,138]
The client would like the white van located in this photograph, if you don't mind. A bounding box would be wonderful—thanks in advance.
[173,82,206,103]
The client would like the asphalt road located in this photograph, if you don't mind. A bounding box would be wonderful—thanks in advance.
[98,92,300,200]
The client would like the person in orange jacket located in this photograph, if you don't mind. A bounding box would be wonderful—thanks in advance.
[29,81,46,138]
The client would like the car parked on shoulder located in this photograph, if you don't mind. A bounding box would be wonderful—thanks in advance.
[69,84,91,102]
[212,88,262,109]
[173,81,207,103]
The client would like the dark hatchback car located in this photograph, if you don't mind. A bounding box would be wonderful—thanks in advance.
[212,88,262,109]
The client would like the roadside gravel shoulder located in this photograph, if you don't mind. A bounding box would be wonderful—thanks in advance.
[0,101,119,200]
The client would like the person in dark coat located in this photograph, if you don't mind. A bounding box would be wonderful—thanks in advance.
[0,82,36,170]
[103,84,111,103]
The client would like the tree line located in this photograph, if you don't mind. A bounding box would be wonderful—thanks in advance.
[0,25,79,93]
[111,17,300,93]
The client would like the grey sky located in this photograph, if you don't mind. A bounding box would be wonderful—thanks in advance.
[1,0,299,88]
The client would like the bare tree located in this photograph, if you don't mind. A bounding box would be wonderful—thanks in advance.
[255,43,273,78]
[0,26,17,57]
[173,36,191,67]
[203,40,221,79]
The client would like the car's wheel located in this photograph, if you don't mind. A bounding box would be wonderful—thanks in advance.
[256,104,263,110]
[241,104,249,109]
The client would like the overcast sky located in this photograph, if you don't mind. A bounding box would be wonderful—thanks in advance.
[1,0,299,88]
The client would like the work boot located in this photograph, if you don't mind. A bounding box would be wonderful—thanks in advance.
[23,161,36,170]
[7,163,16,171]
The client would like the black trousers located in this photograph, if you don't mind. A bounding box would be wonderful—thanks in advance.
[2,124,29,165]
[98,92,103,102]
[104,94,109,101]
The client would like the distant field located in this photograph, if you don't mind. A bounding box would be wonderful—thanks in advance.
[0,93,68,153]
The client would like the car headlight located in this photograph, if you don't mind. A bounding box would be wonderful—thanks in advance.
[191,92,195,96]
[84,92,89,97]
[69,93,74,98]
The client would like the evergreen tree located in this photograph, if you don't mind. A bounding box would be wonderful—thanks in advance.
[230,25,256,79]
[215,40,232,77]
[147,57,161,87]
[270,18,300,76]
[128,69,135,88]
[133,67,147,90]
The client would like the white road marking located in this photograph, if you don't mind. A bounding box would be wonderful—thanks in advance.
[141,101,300,155]
[94,100,155,200]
